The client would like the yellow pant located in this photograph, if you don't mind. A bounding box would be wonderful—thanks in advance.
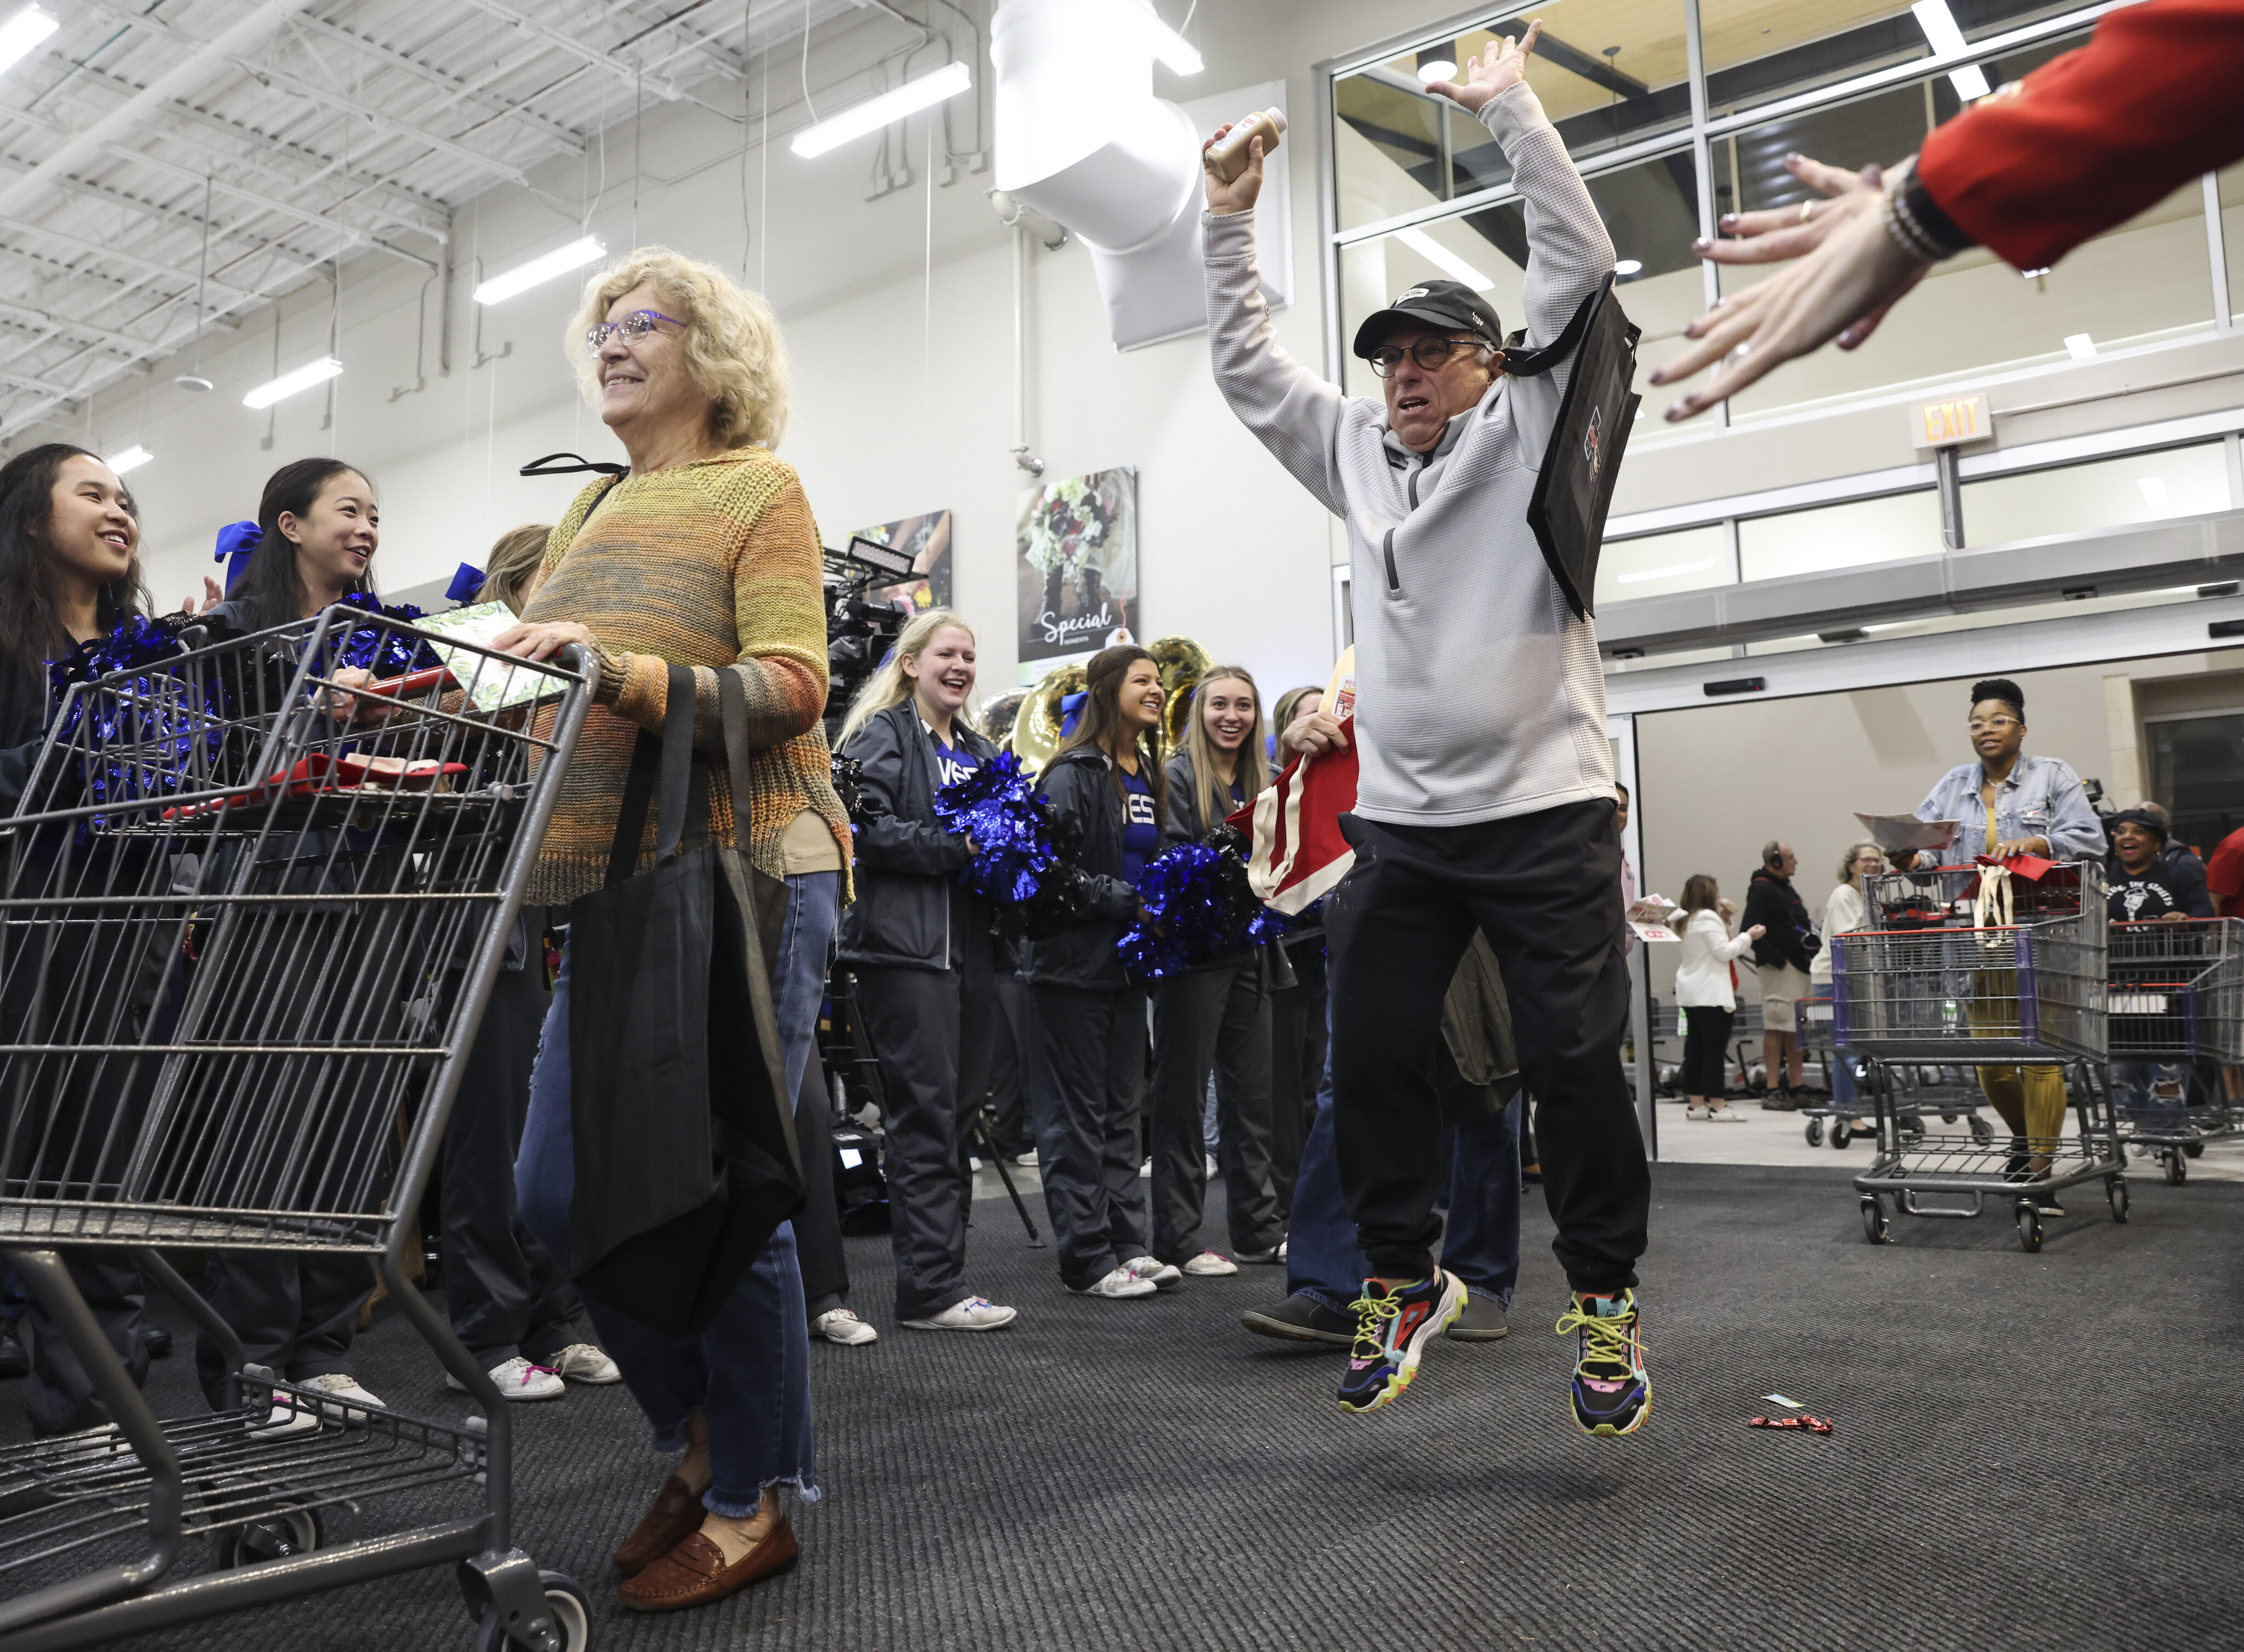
[1968,969,2068,1149]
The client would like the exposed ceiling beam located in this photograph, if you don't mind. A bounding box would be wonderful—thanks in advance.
[0,216,259,306]
[610,0,746,82]
[454,0,688,101]
[286,12,587,155]
[0,295,175,358]
[0,0,320,224]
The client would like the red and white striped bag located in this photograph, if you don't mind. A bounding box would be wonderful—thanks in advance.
[1227,715,1359,916]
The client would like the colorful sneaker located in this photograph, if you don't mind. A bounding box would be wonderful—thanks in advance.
[1120,1255,1183,1291]
[1336,1270,1466,1414]
[1556,1290,1651,1438]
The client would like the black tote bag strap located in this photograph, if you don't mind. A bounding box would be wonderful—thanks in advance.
[1501,271,1615,378]
[603,662,700,885]
[717,667,756,830]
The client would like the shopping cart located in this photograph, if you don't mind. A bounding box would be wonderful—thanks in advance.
[1834,861,2122,1252]
[1795,1001,1997,1149]
[1793,998,1862,1147]
[0,609,593,1649]
[2108,917,2244,1185]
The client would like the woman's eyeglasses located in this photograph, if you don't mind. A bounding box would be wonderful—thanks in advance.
[1966,715,2020,734]
[1367,336,1487,378]
[585,309,685,353]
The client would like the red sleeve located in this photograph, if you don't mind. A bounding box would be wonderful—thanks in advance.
[1914,0,2244,272]
[2206,828,2244,899]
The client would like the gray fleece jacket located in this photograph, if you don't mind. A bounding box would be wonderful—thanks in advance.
[1204,81,1617,827]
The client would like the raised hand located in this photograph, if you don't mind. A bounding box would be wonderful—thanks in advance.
[1202,122,1263,215]
[1424,19,1542,113]
[1698,153,1885,266]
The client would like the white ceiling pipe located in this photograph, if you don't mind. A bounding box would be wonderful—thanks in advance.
[0,0,317,223]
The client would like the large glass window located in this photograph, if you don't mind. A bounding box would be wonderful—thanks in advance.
[2221,162,2244,322]
[1961,443,2234,545]
[1737,490,1941,581]
[1597,524,1731,605]
[1699,0,2080,118]
[1334,0,1689,232]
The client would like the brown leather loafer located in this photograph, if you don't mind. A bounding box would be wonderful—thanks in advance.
[611,1474,707,1578]
[619,1517,798,1612]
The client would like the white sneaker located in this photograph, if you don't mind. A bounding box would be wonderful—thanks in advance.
[1205,1153,1219,1177]
[1011,1149,1039,1167]
[1181,1250,1238,1277]
[445,1357,565,1401]
[1120,1254,1183,1291]
[901,1295,1020,1331]
[300,1373,383,1423]
[1068,1266,1157,1300]
[811,1307,879,1346]
[249,1391,320,1438]
[1709,1106,1749,1123]
[1278,1238,1288,1263]
[1686,1104,1711,1120]
[1139,1158,1153,1179]
[551,1343,622,1384]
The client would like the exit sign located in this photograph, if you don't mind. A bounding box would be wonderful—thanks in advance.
[1910,391,1993,449]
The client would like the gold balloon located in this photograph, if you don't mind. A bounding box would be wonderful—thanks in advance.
[1148,635,1211,758]
[1010,664,1086,775]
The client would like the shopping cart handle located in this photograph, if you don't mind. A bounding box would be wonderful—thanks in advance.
[360,665,456,698]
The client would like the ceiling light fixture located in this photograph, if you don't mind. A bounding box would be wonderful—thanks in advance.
[243,355,343,410]
[1395,225,1494,290]
[1415,43,1458,84]
[2063,333,2096,360]
[1910,0,1990,99]
[0,5,58,81]
[1613,258,1644,277]
[107,445,152,476]
[792,62,971,159]
[474,235,607,306]
[1148,15,1201,74]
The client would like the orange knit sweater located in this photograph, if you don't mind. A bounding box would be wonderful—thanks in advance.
[520,447,852,907]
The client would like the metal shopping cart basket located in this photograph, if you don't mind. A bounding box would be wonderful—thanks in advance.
[1796,999,1998,1150]
[2108,917,2244,1186]
[1833,861,2122,1252]
[0,608,593,1650]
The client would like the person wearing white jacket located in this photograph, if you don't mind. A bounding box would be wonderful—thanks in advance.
[1669,876,1762,1122]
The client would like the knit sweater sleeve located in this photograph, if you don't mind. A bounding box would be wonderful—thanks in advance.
[602,468,831,751]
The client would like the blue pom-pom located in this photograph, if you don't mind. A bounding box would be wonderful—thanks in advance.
[1117,826,1288,981]
[936,751,1063,907]
[328,592,439,679]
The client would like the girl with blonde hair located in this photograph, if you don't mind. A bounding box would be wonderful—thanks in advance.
[1148,667,1286,1273]
[835,610,1019,1333]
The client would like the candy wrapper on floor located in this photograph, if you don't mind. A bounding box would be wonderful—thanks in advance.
[1118,824,1289,981]
[931,751,1095,943]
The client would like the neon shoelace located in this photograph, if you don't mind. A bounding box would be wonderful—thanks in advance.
[1348,1289,1401,1359]
[1554,1301,1638,1377]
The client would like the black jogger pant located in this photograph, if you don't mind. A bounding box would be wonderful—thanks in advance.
[22,1250,149,1437]
[984,972,1036,1157]
[440,936,588,1366]
[1267,974,1327,1217]
[1029,983,1149,1291]
[792,1051,851,1318]
[1148,961,1282,1262]
[196,1250,375,1409]
[856,933,996,1321]
[1680,1005,1733,1098]
[1325,802,1649,1293]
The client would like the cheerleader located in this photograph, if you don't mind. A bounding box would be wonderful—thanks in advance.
[835,610,1018,1331]
[1148,667,1286,1274]
[1021,645,1180,1300]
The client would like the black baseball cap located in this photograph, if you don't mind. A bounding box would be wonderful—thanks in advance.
[1351,278,1504,360]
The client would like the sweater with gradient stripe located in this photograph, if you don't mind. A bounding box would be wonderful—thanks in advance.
[520,446,851,907]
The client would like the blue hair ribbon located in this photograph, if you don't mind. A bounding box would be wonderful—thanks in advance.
[213,521,261,593]
[1059,689,1089,739]
[445,563,488,603]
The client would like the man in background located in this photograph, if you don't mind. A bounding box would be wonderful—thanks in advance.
[1741,842,1815,1107]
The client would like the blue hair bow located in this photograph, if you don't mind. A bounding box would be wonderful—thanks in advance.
[1059,689,1089,739]
[213,521,261,593]
[445,563,488,603]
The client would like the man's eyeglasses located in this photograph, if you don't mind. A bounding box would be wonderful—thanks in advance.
[586,309,686,353]
[1368,335,1488,378]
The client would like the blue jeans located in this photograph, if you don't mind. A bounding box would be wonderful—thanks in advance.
[1808,987,1862,1112]
[1286,1001,1521,1313]
[518,870,838,1516]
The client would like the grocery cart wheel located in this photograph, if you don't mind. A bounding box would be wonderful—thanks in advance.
[474,1569,591,1652]
[2015,1205,2043,1253]
[1968,1116,1993,1145]
[1939,1109,1957,1123]
[1859,1196,1890,1245]
[2164,1150,2187,1186]
[2184,1139,2205,1159]
[1831,1120,1852,1148]
[2107,1179,2129,1224]
[212,1501,323,1569]
[1804,1118,1823,1146]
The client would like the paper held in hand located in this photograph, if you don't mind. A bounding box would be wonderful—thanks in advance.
[1627,895,1681,944]
[415,601,557,712]
[1854,813,1960,855]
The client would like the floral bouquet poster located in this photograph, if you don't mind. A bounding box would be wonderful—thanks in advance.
[850,508,952,613]
[1016,466,1137,682]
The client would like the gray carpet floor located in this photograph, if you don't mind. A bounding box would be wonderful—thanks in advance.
[7,1161,2240,1651]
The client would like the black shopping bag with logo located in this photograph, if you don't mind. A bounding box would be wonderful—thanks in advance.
[1505,271,1641,620]
[565,664,805,1336]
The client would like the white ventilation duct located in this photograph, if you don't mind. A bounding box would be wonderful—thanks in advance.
[992,0,1289,350]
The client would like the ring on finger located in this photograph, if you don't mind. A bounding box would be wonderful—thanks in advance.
[1797,200,1813,225]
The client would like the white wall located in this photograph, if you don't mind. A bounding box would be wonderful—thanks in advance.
[71,0,1497,712]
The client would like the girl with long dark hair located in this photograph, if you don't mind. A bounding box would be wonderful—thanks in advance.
[0,444,160,1435]
[836,609,1017,1333]
[1147,666,1286,1276]
[208,457,381,631]
[1020,644,1179,1301]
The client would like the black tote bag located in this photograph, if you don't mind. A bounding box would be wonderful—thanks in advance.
[564,664,806,1336]
[1505,271,1642,620]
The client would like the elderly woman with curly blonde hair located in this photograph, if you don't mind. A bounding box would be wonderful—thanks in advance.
[495,248,850,1614]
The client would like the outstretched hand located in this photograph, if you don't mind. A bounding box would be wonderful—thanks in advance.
[1423,19,1542,112]
[1202,124,1264,215]
[1650,151,1933,422]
